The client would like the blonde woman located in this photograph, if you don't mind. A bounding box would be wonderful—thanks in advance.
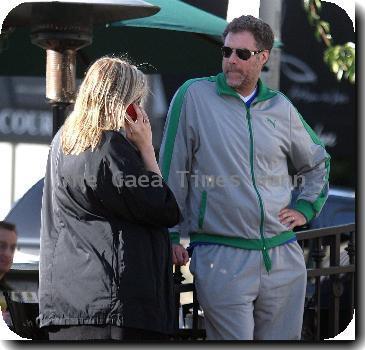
[38,57,181,340]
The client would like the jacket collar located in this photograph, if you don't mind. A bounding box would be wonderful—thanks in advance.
[215,72,277,103]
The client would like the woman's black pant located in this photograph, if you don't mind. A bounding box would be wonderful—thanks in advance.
[46,325,169,341]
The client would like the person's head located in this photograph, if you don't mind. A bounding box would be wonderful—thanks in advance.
[0,221,17,280]
[61,56,148,155]
[221,15,274,95]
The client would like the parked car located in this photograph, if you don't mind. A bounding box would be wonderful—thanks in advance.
[6,179,43,257]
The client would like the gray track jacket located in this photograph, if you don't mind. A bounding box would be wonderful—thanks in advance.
[159,73,330,271]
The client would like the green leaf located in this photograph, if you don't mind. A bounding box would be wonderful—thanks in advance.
[320,20,330,33]
[349,72,355,83]
[331,61,339,73]
[336,69,343,80]
[303,0,355,83]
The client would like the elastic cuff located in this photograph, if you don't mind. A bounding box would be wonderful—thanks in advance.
[294,199,316,222]
[170,232,181,245]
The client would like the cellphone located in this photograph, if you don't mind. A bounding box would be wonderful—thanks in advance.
[126,104,137,121]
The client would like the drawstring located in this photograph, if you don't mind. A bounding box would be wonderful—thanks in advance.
[262,246,272,273]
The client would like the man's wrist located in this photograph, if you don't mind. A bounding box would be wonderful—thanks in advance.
[294,199,315,223]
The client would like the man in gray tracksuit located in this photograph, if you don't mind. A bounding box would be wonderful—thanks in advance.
[159,15,330,340]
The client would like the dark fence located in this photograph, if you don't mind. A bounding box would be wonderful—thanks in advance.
[173,267,205,340]
[173,223,356,340]
[297,223,355,340]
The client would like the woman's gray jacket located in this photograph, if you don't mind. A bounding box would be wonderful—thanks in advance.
[38,130,181,334]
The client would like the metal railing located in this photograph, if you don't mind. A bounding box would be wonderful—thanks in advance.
[173,223,356,340]
[173,266,205,340]
[297,223,355,340]
[3,224,355,340]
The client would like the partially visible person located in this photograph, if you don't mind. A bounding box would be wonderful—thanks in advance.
[0,221,17,327]
[38,56,181,341]
[0,221,17,290]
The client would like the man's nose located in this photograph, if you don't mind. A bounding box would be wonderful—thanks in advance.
[4,248,13,260]
[227,50,239,64]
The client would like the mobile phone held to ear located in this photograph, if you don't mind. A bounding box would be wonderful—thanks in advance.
[126,104,137,121]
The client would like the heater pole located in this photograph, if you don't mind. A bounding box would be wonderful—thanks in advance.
[259,0,283,90]
[3,1,160,136]
[52,103,69,136]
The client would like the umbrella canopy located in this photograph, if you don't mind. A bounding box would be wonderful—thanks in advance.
[0,0,228,77]
[113,0,227,36]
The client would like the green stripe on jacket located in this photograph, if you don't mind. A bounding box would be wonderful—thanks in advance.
[294,113,331,221]
[190,231,296,250]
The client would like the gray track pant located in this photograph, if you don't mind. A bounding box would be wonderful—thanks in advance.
[189,242,307,340]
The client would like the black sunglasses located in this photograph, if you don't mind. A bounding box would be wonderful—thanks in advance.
[221,46,264,61]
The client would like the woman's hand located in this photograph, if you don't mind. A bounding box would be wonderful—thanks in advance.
[172,244,189,266]
[125,104,162,176]
[125,104,153,152]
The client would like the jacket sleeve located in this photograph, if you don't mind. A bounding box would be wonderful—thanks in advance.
[159,83,199,244]
[96,133,181,228]
[289,105,331,222]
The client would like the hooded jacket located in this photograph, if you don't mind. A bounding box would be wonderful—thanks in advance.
[38,129,180,334]
[159,73,330,271]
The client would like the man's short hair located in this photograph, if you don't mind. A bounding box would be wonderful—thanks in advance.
[223,15,274,52]
[0,221,17,233]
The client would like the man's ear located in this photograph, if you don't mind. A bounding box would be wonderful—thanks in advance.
[261,50,270,66]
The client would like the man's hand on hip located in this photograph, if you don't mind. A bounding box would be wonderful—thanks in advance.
[278,208,307,230]
[172,244,189,266]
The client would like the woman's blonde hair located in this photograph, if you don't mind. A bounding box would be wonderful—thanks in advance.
[61,56,147,155]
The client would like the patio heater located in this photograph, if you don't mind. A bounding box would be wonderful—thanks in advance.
[2,0,160,136]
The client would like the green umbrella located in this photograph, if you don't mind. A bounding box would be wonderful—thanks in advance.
[113,0,227,36]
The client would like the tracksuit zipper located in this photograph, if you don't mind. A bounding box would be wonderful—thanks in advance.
[245,107,272,272]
